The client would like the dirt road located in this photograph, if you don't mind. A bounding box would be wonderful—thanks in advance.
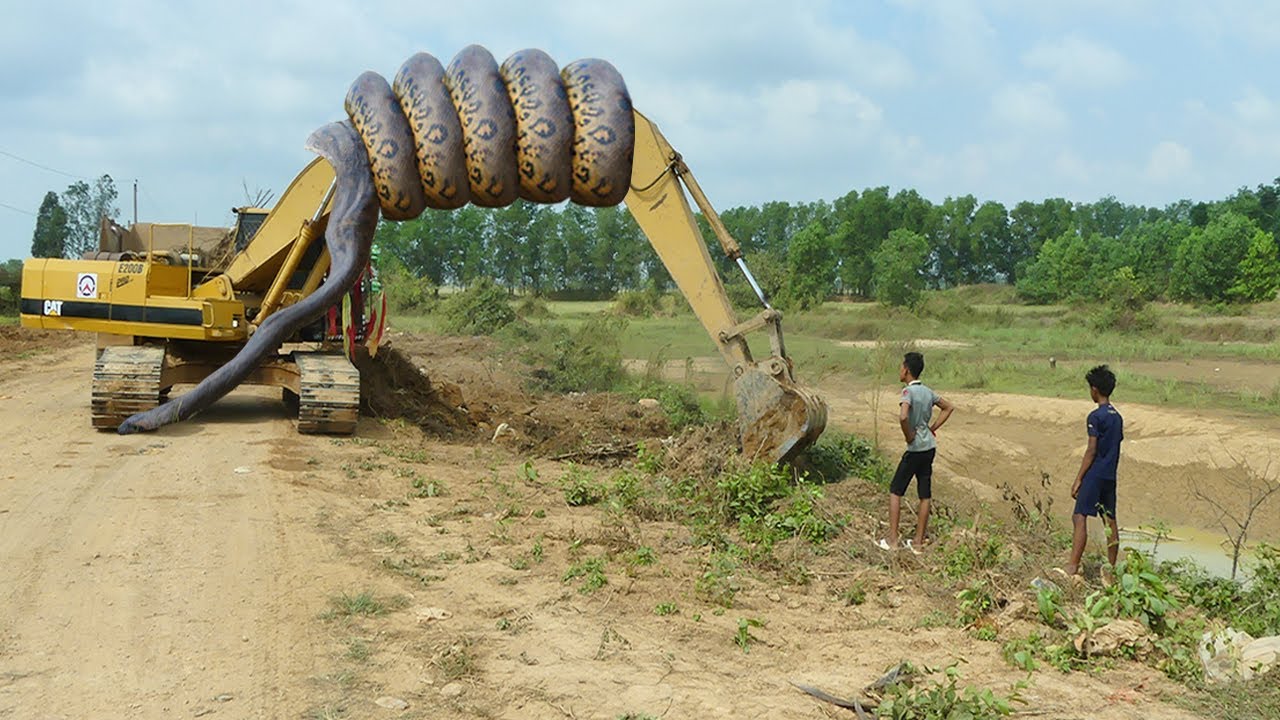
[1,341,1213,719]
[0,344,366,718]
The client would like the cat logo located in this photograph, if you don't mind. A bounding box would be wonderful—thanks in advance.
[43,300,64,316]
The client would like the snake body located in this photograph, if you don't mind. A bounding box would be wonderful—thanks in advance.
[118,46,632,434]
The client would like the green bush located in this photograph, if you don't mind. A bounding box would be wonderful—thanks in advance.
[440,278,516,335]
[801,432,890,485]
[515,294,552,319]
[527,314,627,393]
[381,263,439,313]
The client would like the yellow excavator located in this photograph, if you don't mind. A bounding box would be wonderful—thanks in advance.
[19,48,826,463]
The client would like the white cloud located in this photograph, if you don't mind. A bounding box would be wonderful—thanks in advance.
[1023,35,1135,88]
[989,83,1069,133]
[1145,141,1193,182]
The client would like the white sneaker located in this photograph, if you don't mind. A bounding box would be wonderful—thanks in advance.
[904,540,923,556]
[876,538,895,551]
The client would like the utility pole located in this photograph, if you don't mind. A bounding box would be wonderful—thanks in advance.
[133,179,138,226]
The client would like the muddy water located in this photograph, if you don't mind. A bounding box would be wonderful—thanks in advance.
[1121,525,1251,579]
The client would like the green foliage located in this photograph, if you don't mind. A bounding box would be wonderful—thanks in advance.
[734,617,766,653]
[1036,586,1065,627]
[1163,544,1280,637]
[1172,212,1270,303]
[527,314,627,392]
[379,260,439,313]
[60,175,119,259]
[515,293,552,319]
[1230,226,1280,302]
[653,602,679,616]
[440,277,516,335]
[783,221,837,310]
[1100,549,1178,631]
[955,582,997,625]
[562,556,608,594]
[875,663,1025,719]
[801,432,890,484]
[873,228,929,308]
[561,465,605,507]
[627,380,707,431]
[31,191,68,258]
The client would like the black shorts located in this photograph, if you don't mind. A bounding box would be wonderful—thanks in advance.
[890,448,935,500]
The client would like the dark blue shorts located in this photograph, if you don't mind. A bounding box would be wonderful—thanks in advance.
[1074,474,1116,518]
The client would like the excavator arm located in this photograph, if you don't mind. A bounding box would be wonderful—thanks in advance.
[625,111,827,463]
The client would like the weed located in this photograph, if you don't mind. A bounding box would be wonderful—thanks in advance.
[518,460,539,483]
[412,476,446,497]
[432,638,478,681]
[876,663,1026,719]
[734,617,766,653]
[654,602,679,616]
[955,582,996,625]
[1001,634,1043,672]
[695,551,742,608]
[628,545,657,567]
[972,626,998,641]
[323,591,401,619]
[375,531,400,547]
[561,465,606,507]
[440,277,517,335]
[531,538,545,563]
[837,583,867,606]
[1036,586,1065,627]
[563,556,608,594]
[344,638,372,663]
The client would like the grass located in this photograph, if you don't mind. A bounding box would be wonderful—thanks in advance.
[322,591,402,619]
[444,290,1280,417]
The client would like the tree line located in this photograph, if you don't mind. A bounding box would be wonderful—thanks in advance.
[21,170,1280,311]
[375,179,1280,308]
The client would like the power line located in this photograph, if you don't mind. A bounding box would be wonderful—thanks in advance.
[0,201,35,217]
[0,149,91,180]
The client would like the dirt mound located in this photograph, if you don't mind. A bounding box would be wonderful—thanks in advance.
[358,332,673,461]
[355,346,474,438]
[661,420,740,476]
[0,325,85,358]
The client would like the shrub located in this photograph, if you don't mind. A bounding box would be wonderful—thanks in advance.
[527,314,627,392]
[801,432,889,485]
[440,277,516,335]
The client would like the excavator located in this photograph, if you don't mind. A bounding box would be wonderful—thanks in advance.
[19,46,826,463]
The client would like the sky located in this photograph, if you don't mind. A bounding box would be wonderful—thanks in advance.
[2,0,1279,259]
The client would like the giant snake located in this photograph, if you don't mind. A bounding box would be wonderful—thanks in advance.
[118,46,633,434]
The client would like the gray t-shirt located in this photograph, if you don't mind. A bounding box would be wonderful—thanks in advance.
[901,381,939,452]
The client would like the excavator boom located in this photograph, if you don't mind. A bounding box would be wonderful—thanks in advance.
[625,111,827,463]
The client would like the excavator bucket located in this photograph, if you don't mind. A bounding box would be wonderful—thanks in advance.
[734,367,828,464]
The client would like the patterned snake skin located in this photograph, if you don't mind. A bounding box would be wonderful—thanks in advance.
[119,46,633,434]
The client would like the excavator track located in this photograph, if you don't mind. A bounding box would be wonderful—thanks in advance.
[294,352,360,435]
[92,346,165,430]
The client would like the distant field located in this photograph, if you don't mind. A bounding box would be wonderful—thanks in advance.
[385,286,1280,417]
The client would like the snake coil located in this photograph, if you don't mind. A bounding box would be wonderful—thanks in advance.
[346,45,634,216]
[117,46,633,434]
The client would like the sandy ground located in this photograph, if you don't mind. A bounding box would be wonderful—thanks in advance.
[0,339,1220,719]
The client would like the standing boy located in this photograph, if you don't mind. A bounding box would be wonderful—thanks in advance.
[1065,365,1124,578]
[880,351,954,552]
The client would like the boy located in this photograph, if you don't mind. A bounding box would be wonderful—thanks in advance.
[880,352,954,553]
[1064,365,1124,578]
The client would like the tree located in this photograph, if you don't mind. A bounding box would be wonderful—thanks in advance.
[1171,211,1262,303]
[872,228,929,307]
[61,175,119,258]
[783,221,837,310]
[1230,226,1280,302]
[31,191,68,258]
[972,201,1012,282]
